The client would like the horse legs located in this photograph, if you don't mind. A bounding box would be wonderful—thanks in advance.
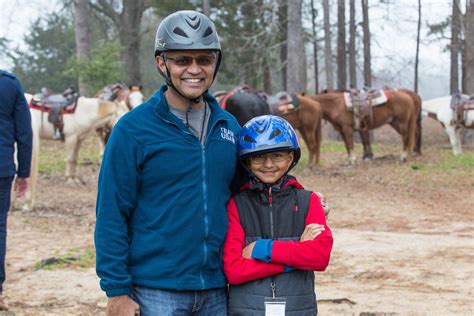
[445,125,462,155]
[299,127,318,167]
[65,134,83,182]
[390,120,411,162]
[26,133,39,210]
[340,126,357,164]
[359,127,373,160]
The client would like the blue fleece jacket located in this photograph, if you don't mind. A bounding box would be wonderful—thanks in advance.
[95,86,240,296]
[0,70,32,178]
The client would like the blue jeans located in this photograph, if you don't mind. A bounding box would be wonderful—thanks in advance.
[0,177,13,295]
[130,286,227,316]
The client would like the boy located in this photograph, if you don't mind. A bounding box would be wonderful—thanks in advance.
[223,115,333,315]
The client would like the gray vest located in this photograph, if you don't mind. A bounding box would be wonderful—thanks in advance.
[228,186,317,316]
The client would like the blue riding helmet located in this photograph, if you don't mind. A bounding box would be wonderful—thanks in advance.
[238,115,301,168]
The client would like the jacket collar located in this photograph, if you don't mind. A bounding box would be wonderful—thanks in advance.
[241,175,304,193]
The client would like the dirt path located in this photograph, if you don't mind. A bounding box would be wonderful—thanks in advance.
[3,118,473,315]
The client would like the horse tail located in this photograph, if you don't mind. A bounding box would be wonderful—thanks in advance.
[407,95,418,159]
[315,104,322,165]
[400,89,422,155]
[414,94,423,155]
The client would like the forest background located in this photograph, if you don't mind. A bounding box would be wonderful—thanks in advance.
[0,0,473,101]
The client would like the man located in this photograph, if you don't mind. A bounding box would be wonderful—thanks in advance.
[128,84,144,109]
[95,10,240,316]
[0,70,32,310]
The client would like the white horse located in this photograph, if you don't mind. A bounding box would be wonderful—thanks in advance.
[422,94,474,155]
[15,93,128,210]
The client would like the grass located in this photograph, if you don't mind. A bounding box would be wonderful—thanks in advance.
[38,137,101,174]
[411,152,474,172]
[33,246,96,270]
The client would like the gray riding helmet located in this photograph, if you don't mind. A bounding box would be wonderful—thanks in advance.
[154,10,222,84]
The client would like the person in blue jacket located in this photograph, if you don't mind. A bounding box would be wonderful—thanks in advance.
[94,10,240,316]
[0,70,32,311]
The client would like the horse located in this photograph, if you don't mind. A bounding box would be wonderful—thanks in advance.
[95,82,133,161]
[309,89,420,163]
[422,94,474,155]
[14,93,128,211]
[218,87,323,166]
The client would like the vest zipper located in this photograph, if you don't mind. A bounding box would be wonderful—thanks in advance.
[269,187,277,299]
[268,187,275,238]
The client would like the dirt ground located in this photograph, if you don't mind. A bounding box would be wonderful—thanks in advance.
[3,117,473,315]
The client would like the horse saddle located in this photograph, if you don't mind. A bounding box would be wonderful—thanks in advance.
[344,89,388,110]
[262,91,300,115]
[31,87,79,140]
[450,93,474,126]
[99,82,128,101]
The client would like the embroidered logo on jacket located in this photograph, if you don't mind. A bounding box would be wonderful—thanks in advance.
[220,127,235,143]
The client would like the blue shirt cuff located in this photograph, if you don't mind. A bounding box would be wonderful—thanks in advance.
[251,239,273,263]
[284,265,295,273]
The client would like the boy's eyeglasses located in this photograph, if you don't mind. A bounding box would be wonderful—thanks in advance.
[250,152,289,164]
[165,54,216,67]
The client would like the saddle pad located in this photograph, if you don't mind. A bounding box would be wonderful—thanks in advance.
[343,89,388,109]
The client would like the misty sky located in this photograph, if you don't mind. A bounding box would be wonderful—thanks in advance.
[0,0,465,99]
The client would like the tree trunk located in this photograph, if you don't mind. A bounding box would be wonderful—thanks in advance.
[263,58,272,94]
[279,0,288,91]
[286,0,305,93]
[463,0,474,94]
[203,0,210,16]
[451,0,461,94]
[74,0,91,95]
[119,0,146,85]
[311,0,319,93]
[414,0,421,93]
[93,0,148,85]
[349,0,357,89]
[323,0,334,90]
[361,0,371,87]
[337,0,346,90]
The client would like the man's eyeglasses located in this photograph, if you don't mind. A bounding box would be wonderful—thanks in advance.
[249,152,290,164]
[165,54,216,67]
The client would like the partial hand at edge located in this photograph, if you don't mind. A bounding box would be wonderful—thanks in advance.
[315,192,330,218]
[106,295,140,316]
[14,177,28,199]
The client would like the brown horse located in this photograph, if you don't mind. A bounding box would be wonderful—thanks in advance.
[309,89,419,163]
[95,82,132,161]
[218,88,323,166]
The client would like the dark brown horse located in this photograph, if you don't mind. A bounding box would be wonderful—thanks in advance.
[309,89,419,163]
[217,88,323,166]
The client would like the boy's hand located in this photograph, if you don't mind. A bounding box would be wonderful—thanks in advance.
[242,241,256,259]
[300,224,325,242]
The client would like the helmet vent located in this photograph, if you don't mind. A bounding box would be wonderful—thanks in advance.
[243,135,256,143]
[269,129,282,139]
[173,27,189,38]
[185,17,201,30]
[203,26,213,37]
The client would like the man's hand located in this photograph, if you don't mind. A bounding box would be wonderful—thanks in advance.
[106,295,140,316]
[242,241,256,259]
[300,224,325,242]
[14,177,28,199]
[315,192,330,218]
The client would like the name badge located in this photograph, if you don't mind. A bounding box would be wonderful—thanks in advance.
[265,297,286,316]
